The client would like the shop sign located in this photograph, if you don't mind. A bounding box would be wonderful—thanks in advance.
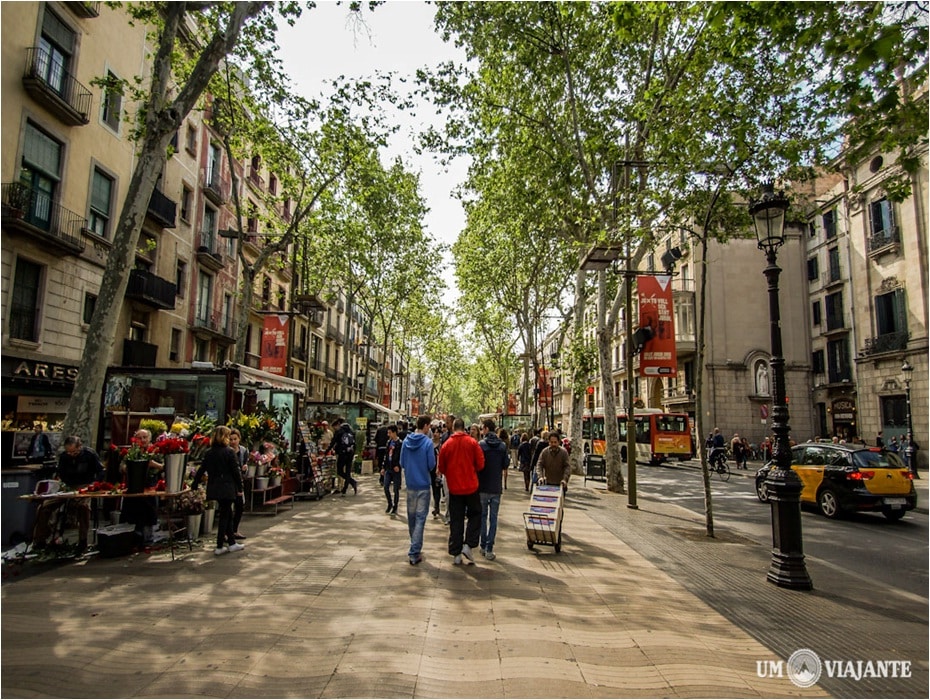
[832,398,856,421]
[8,359,79,384]
[17,396,71,413]
[259,315,290,376]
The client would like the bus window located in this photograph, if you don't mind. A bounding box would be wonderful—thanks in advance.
[656,415,688,433]
[636,417,649,444]
[592,417,605,442]
[617,417,627,439]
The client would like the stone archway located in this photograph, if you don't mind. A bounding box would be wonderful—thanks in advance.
[649,377,664,410]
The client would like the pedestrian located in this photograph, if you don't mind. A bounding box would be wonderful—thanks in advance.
[876,431,884,448]
[438,418,485,565]
[536,431,571,493]
[27,423,53,464]
[509,429,521,478]
[380,424,402,515]
[331,417,358,496]
[191,426,244,556]
[905,433,920,479]
[429,423,446,521]
[530,429,549,487]
[888,435,899,454]
[740,436,751,469]
[478,419,509,561]
[399,415,436,565]
[375,423,390,476]
[469,423,481,442]
[121,428,162,543]
[730,433,745,469]
[498,427,510,490]
[319,421,333,453]
[229,428,249,540]
[517,432,534,491]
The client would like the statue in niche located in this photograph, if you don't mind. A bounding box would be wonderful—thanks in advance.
[755,360,770,396]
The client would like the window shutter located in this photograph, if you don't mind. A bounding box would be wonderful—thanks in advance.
[23,123,61,176]
[91,170,111,213]
[42,9,75,53]
[894,289,907,334]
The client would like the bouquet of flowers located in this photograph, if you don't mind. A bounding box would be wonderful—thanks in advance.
[176,486,205,515]
[118,437,156,462]
[267,465,285,479]
[154,433,189,455]
[188,433,212,461]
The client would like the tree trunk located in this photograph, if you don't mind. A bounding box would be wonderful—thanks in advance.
[567,268,586,477]
[598,268,625,493]
[696,233,715,537]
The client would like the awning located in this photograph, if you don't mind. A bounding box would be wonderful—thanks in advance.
[359,399,401,421]
[236,364,306,396]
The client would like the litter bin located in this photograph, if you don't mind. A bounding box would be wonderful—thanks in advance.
[2,467,39,548]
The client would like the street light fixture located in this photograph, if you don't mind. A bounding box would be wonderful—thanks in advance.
[750,182,813,590]
[901,359,917,475]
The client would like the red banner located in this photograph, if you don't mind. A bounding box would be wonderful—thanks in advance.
[507,393,518,415]
[411,398,420,417]
[637,275,677,377]
[537,367,552,408]
[259,314,289,376]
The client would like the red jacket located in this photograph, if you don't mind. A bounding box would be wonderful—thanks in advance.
[438,432,484,495]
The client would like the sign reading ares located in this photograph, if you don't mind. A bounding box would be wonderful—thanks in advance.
[12,360,79,384]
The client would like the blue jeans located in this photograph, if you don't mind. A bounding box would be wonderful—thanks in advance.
[406,488,431,558]
[479,492,500,552]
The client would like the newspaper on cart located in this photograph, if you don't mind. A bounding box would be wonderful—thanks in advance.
[523,482,564,552]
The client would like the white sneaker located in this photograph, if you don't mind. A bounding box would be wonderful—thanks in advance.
[453,554,463,565]
[227,543,245,552]
[214,547,228,556]
[461,544,475,564]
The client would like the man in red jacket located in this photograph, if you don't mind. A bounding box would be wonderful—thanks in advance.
[438,418,485,565]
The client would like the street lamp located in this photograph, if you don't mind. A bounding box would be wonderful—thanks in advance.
[901,359,917,475]
[750,182,813,590]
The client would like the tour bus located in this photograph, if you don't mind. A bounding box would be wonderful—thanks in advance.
[582,408,691,465]
[476,413,532,435]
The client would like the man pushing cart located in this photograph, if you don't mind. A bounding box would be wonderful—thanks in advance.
[524,432,571,553]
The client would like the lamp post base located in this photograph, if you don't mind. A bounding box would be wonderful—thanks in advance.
[767,551,813,590]
[765,467,813,590]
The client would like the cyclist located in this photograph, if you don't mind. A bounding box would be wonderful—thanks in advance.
[708,428,726,469]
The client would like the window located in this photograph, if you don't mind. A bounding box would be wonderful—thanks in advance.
[170,328,182,362]
[175,260,186,298]
[88,168,113,237]
[875,289,907,338]
[268,173,278,195]
[83,291,96,325]
[196,272,213,324]
[223,294,234,334]
[869,197,896,241]
[180,186,192,221]
[812,300,822,326]
[827,338,851,383]
[206,143,221,189]
[10,259,42,342]
[881,395,907,429]
[823,208,837,239]
[807,256,819,281]
[101,71,122,131]
[825,291,844,331]
[202,206,217,250]
[262,276,271,308]
[21,122,62,230]
[185,124,197,155]
[195,337,209,363]
[37,8,74,97]
[277,286,286,309]
[827,247,840,283]
[812,349,825,375]
[246,203,258,233]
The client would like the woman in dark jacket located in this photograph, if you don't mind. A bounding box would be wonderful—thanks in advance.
[517,433,534,491]
[192,426,244,556]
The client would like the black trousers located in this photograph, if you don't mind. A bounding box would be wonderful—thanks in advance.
[383,469,401,508]
[336,453,357,493]
[447,490,481,556]
[430,469,442,513]
[216,498,236,548]
[232,494,244,533]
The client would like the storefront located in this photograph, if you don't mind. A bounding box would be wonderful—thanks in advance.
[1,355,79,465]
[101,364,305,450]
[829,397,858,441]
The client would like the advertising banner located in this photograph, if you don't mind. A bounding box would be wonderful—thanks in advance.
[637,275,677,377]
[536,367,552,408]
[259,314,290,376]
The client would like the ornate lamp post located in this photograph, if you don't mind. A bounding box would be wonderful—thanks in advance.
[750,183,813,590]
[901,359,917,475]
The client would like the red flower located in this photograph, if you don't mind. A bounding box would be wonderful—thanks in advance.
[154,434,190,454]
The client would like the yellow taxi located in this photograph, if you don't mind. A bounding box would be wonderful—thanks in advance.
[755,443,917,521]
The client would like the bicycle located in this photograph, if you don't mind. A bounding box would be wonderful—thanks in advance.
[708,449,730,481]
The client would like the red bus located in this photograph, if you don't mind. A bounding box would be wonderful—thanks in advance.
[582,408,691,465]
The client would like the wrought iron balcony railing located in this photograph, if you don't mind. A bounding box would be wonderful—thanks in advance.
[862,330,909,356]
[22,47,92,125]
[2,182,86,253]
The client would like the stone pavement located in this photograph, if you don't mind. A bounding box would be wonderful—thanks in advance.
[1,471,926,699]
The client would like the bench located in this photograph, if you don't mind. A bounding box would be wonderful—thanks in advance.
[249,477,297,515]
[260,494,294,515]
[584,454,606,484]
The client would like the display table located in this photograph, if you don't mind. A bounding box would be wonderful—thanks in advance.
[20,489,193,560]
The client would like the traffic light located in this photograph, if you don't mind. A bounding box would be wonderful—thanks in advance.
[631,325,654,354]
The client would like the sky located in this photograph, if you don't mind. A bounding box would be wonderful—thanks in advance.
[277,1,470,292]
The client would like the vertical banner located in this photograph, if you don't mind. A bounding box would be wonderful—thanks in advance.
[536,367,552,408]
[411,397,420,417]
[259,314,290,376]
[507,393,518,415]
[637,275,677,377]
[381,380,391,407]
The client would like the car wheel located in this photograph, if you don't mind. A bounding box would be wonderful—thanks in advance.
[882,508,905,522]
[755,479,769,503]
[818,489,841,519]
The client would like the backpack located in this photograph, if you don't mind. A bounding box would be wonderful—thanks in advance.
[340,428,356,452]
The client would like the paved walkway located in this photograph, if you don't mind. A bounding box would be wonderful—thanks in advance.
[1,470,926,699]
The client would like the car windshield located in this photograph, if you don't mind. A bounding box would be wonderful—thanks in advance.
[852,450,897,469]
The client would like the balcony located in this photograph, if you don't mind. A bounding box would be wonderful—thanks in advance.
[146,188,177,228]
[196,231,225,271]
[248,170,264,191]
[824,312,847,335]
[868,226,900,257]
[126,268,177,310]
[67,2,100,17]
[122,339,158,367]
[862,331,909,357]
[1,183,86,254]
[292,346,308,363]
[202,169,229,205]
[192,314,237,342]
[324,367,338,381]
[22,47,92,126]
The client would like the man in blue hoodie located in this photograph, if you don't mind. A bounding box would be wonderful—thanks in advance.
[400,415,436,565]
[478,418,509,561]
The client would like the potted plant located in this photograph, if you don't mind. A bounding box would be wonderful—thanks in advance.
[139,418,168,437]
[176,486,204,542]
[154,433,190,493]
[117,437,157,493]
[268,465,285,488]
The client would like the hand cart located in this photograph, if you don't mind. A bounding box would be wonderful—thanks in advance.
[523,483,564,553]
[295,455,337,501]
